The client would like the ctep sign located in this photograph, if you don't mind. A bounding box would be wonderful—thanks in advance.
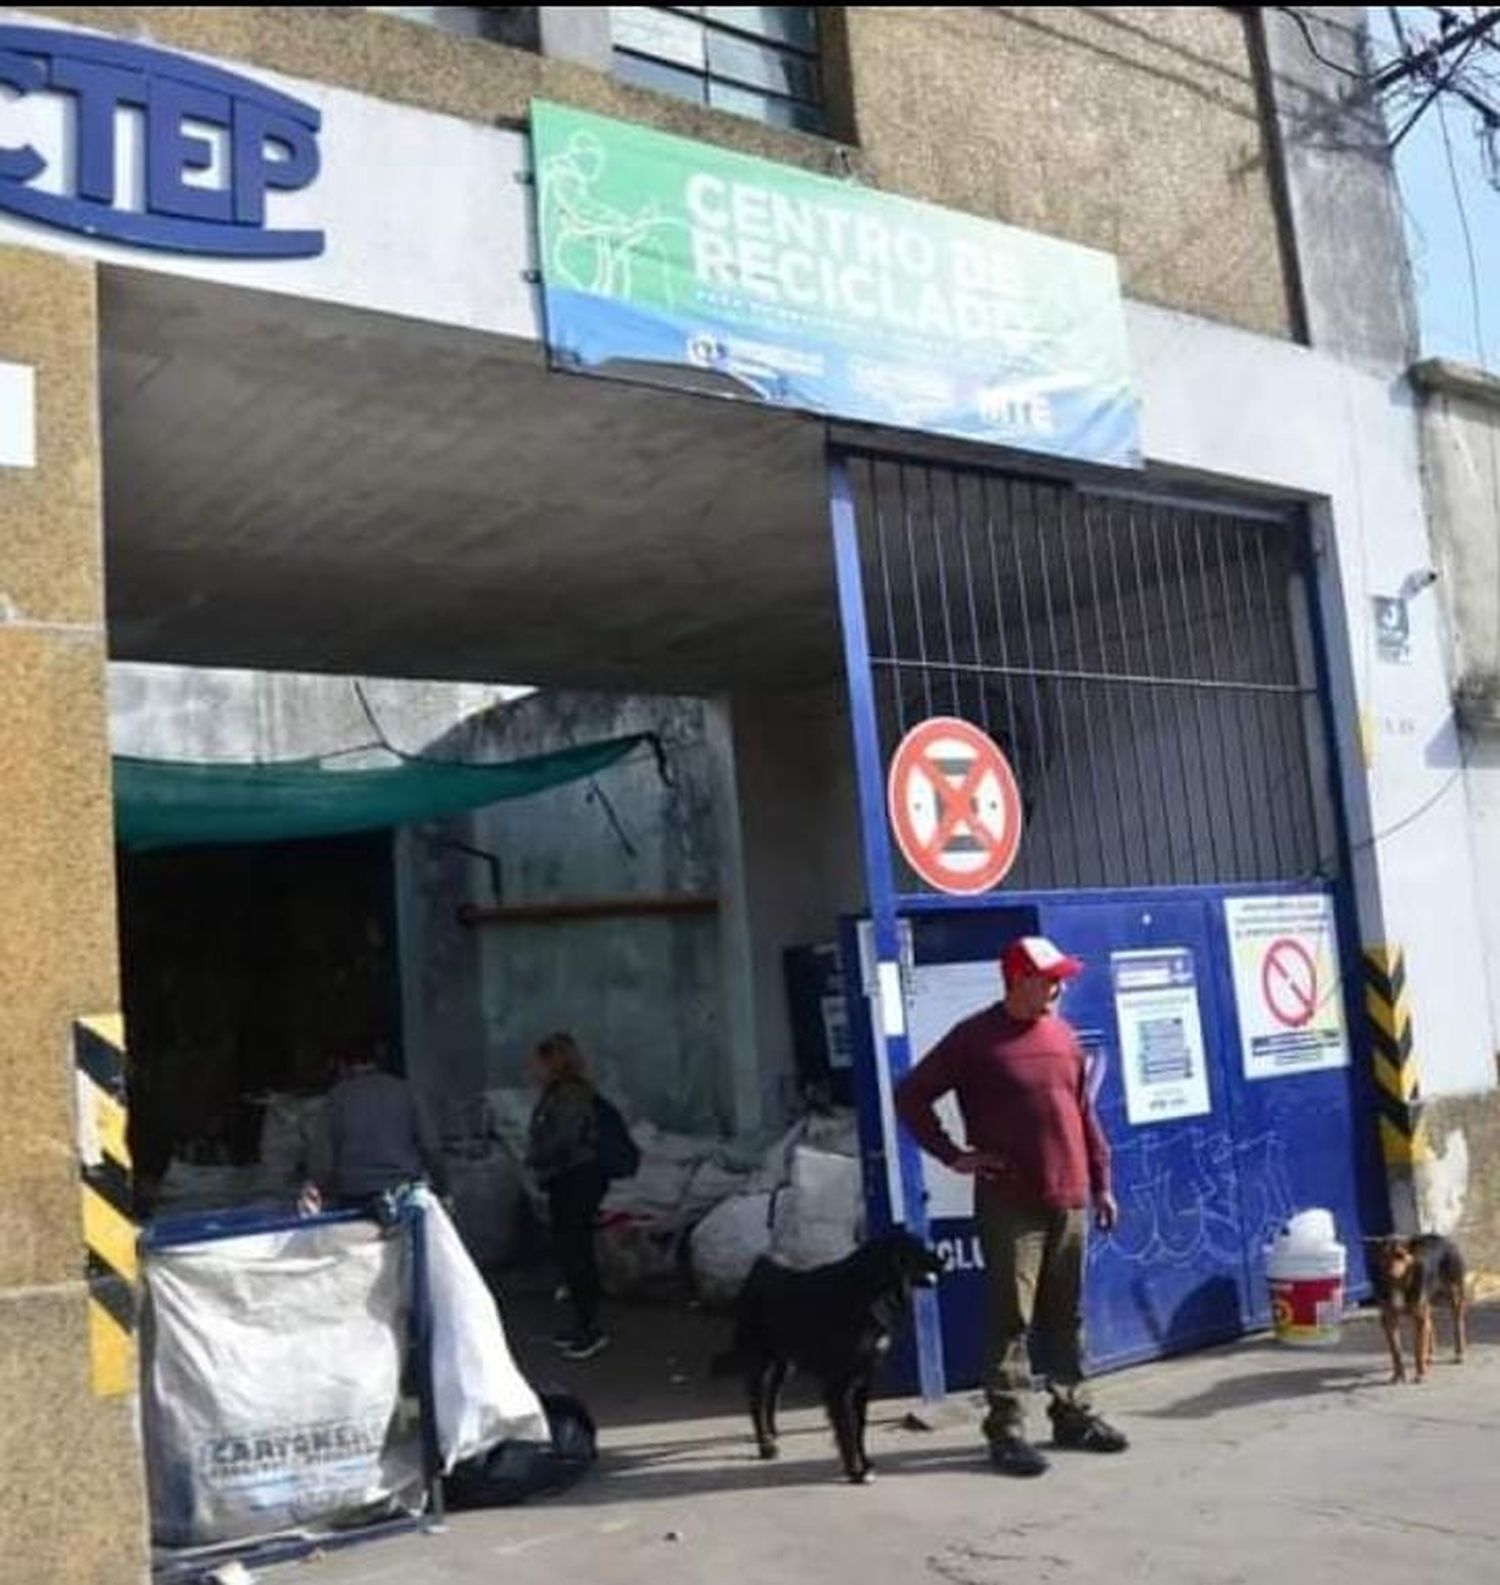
[0,25,322,258]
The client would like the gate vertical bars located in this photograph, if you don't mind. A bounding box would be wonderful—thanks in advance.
[842,450,1327,897]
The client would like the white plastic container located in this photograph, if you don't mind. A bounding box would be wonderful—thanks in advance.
[1265,1209,1346,1346]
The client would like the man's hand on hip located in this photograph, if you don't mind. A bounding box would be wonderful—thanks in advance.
[1093,1191,1119,1233]
[951,1150,1010,1181]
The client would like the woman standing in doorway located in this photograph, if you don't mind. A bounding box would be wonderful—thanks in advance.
[527,1032,609,1360]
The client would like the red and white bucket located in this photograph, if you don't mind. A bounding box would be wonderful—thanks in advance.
[1265,1210,1346,1347]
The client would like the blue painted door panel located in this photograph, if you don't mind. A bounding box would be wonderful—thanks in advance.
[844,885,1377,1392]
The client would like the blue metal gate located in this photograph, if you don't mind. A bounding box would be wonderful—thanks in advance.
[827,447,1384,1395]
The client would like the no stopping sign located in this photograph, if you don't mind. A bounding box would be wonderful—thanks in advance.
[887,717,1023,895]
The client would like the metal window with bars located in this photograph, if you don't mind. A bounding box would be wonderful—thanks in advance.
[610,7,827,133]
[843,451,1340,894]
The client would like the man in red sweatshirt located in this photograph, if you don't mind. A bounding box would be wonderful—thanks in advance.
[896,935,1128,1477]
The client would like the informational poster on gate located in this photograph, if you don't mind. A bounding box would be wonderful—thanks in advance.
[1225,894,1350,1080]
[531,101,1141,465]
[903,959,1001,1220]
[1110,948,1211,1126]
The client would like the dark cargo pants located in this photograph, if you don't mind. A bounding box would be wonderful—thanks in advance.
[976,1198,1091,1441]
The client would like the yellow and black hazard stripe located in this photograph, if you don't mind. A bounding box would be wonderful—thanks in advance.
[74,1014,138,1397]
[1363,947,1430,1168]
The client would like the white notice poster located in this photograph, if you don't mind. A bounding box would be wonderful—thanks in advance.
[904,960,1002,1219]
[1224,893,1350,1081]
[1110,947,1211,1126]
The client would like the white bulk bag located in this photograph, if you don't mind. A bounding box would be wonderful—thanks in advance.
[143,1218,423,1548]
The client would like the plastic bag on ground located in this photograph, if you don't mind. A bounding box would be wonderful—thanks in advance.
[688,1191,774,1307]
[421,1196,549,1469]
[799,1109,860,1158]
[790,1145,862,1225]
[595,1213,681,1297]
[768,1147,864,1270]
[603,1155,694,1219]
[629,1121,715,1165]
[681,1158,768,1222]
[443,1392,597,1511]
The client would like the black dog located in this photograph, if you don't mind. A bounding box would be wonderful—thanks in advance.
[713,1229,943,1483]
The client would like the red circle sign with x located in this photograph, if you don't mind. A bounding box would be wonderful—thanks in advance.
[887,717,1023,895]
[1261,936,1318,1029]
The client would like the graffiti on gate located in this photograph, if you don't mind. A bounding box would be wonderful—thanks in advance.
[1090,1128,1294,1271]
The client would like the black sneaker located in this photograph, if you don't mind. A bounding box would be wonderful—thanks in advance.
[1048,1401,1128,1453]
[989,1433,1050,1477]
[561,1331,610,1361]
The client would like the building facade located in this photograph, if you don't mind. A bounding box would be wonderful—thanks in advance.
[2,7,1495,1579]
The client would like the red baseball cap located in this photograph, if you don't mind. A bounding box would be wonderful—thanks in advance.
[1001,935,1084,984]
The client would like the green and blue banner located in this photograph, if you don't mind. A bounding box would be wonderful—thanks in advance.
[532,101,1141,467]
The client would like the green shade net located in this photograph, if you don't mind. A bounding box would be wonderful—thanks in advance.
[113,734,652,852]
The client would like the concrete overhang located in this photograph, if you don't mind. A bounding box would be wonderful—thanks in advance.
[100,268,841,694]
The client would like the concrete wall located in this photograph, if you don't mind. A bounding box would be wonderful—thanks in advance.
[1420,1093,1500,1276]
[1413,362,1500,716]
[1258,6,1417,368]
[20,5,1296,341]
[0,246,148,1580]
[109,663,518,764]
[1415,361,1500,1048]
[838,6,1295,338]
[401,691,733,1134]
[727,686,865,1118]
[1408,360,1500,1270]
[1253,11,1500,1253]
[0,11,1490,1576]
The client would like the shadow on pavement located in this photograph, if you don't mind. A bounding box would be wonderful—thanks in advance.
[1141,1363,1379,1418]
[545,1441,992,1507]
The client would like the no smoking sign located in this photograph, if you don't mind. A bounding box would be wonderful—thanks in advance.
[1224,894,1350,1082]
[1261,936,1318,1029]
[887,717,1023,895]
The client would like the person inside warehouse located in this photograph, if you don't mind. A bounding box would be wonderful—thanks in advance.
[299,1049,449,1216]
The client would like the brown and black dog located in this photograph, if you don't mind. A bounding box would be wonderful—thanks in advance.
[1369,1234,1468,1383]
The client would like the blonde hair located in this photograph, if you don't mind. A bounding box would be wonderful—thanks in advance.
[534,1031,589,1085]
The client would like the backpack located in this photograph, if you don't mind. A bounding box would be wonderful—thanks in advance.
[594,1093,641,1182]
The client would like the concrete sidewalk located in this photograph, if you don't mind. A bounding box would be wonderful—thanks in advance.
[265,1306,1500,1585]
